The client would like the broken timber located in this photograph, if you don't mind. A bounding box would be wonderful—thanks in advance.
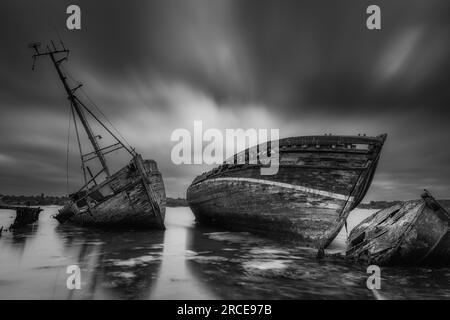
[346,190,450,266]
[0,205,42,229]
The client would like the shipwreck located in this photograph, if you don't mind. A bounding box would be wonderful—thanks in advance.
[347,190,450,266]
[29,41,166,229]
[187,134,387,253]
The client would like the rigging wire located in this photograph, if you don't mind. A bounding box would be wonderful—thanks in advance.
[66,105,73,195]
[80,87,134,151]
[71,103,87,184]
[62,66,134,152]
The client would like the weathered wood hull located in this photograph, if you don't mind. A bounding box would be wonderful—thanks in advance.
[346,190,450,266]
[10,207,42,229]
[0,205,42,229]
[55,157,166,229]
[187,135,387,248]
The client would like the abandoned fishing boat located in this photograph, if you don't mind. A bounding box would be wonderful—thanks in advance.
[29,41,166,229]
[346,190,450,266]
[187,134,387,251]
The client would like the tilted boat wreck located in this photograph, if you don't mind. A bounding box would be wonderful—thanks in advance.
[187,134,387,252]
[0,204,42,229]
[30,41,165,229]
[346,190,450,266]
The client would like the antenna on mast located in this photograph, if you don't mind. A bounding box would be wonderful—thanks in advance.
[29,40,135,187]
[28,42,41,70]
[28,40,110,178]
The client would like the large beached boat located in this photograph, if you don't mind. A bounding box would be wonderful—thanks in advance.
[30,41,165,229]
[187,134,387,252]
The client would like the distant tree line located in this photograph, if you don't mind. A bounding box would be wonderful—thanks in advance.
[0,193,68,206]
[358,199,450,210]
[357,200,403,210]
[166,197,188,207]
[0,193,188,207]
[2,193,448,211]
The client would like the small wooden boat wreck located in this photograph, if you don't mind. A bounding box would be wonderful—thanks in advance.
[10,207,42,229]
[346,190,450,266]
[30,41,166,229]
[0,205,42,229]
[187,134,387,252]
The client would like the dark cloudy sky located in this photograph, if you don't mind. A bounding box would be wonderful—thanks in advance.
[0,0,449,201]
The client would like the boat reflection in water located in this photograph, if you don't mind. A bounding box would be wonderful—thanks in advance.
[54,224,165,299]
[0,208,40,257]
[0,206,164,299]
[185,224,376,299]
[2,206,450,299]
[185,209,450,300]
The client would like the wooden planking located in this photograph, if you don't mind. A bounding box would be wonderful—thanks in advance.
[213,165,361,196]
[229,134,385,165]
[134,155,165,229]
[277,135,386,147]
[193,137,376,191]
[192,177,353,202]
[187,177,350,246]
[280,151,369,168]
[61,157,166,229]
[346,194,450,265]
[187,134,386,247]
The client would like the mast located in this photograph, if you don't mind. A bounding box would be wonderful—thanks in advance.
[29,41,114,178]
[52,53,110,176]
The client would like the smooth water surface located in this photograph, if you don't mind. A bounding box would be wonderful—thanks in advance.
[1,207,450,299]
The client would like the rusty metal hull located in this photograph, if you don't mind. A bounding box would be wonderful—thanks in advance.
[55,158,166,229]
[187,135,386,248]
[346,190,450,266]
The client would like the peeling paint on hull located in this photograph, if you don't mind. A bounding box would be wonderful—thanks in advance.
[56,158,166,229]
[187,135,387,248]
[346,190,450,266]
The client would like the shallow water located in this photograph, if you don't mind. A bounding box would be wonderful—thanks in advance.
[1,206,450,299]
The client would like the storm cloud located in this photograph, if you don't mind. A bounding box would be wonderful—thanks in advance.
[0,0,449,200]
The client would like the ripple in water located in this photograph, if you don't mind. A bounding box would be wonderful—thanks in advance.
[1,206,450,299]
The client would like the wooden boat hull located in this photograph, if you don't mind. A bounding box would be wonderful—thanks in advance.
[10,207,42,229]
[0,205,42,229]
[56,157,166,229]
[187,135,387,248]
[346,190,450,265]
[188,175,349,245]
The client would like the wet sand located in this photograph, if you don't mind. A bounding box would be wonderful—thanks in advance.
[1,206,450,299]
